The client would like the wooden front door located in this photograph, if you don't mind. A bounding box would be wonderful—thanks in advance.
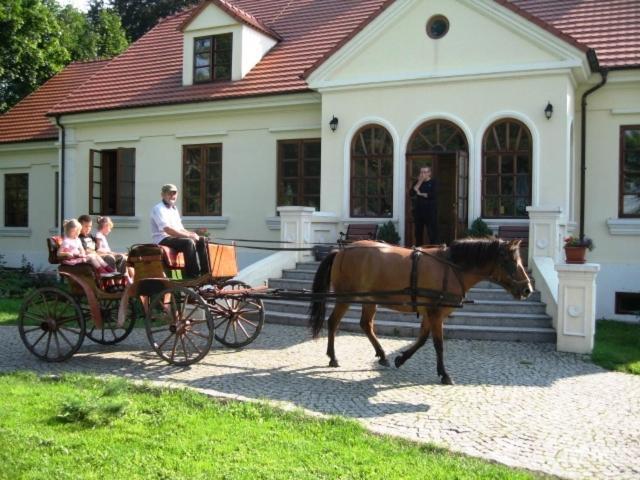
[404,151,468,246]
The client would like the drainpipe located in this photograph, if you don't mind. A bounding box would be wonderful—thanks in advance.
[579,68,608,241]
[55,115,65,236]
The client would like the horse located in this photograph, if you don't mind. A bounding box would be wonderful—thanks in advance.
[308,238,533,385]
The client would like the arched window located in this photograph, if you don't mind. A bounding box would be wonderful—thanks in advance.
[407,119,467,153]
[482,119,532,218]
[350,124,393,217]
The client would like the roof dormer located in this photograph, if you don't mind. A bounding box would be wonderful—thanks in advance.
[181,0,279,86]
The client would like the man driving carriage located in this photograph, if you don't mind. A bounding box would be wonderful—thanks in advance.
[150,183,208,279]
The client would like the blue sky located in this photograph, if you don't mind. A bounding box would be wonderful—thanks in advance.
[59,0,89,11]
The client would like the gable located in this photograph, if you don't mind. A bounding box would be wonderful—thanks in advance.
[308,0,588,89]
[185,2,237,30]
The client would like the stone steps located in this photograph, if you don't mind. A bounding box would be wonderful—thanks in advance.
[264,261,556,343]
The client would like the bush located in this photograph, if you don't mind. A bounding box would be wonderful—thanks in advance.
[0,254,57,298]
[465,218,494,238]
[377,221,400,244]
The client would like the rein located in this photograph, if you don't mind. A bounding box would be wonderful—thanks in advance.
[409,247,466,313]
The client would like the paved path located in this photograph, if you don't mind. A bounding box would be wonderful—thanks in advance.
[2,324,639,480]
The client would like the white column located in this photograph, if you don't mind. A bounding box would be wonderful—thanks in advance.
[526,206,563,263]
[555,263,600,354]
[277,206,315,262]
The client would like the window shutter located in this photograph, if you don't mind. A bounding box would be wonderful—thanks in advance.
[90,150,102,214]
[117,148,135,216]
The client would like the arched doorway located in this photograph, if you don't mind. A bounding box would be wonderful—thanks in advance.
[405,120,468,246]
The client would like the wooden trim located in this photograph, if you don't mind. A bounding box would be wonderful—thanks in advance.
[619,125,640,218]
[182,143,223,216]
[276,138,321,212]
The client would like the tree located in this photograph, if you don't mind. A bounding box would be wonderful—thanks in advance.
[57,5,97,60]
[0,0,69,112]
[110,0,200,42]
[93,9,128,57]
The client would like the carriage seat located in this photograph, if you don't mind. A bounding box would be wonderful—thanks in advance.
[338,223,378,245]
[158,245,185,269]
[47,236,63,264]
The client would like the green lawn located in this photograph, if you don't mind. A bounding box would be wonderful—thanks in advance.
[0,372,549,480]
[592,320,640,375]
[0,297,21,326]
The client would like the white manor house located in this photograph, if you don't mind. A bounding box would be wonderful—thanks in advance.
[1,0,639,340]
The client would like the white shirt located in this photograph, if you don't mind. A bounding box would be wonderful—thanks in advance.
[96,231,110,253]
[150,201,184,244]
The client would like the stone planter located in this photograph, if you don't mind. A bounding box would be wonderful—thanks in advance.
[564,246,587,264]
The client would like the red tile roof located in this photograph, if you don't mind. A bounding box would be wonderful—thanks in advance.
[510,0,640,69]
[3,0,639,140]
[0,60,108,144]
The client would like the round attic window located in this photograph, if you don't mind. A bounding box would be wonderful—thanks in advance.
[426,15,449,39]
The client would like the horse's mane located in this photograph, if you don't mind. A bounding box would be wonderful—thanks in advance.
[447,237,505,269]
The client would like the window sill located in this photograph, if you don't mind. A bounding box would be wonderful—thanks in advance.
[606,218,640,235]
[110,216,140,229]
[0,227,31,237]
[182,217,229,230]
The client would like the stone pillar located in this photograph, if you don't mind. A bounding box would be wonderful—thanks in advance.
[555,263,600,354]
[277,206,315,262]
[526,206,563,263]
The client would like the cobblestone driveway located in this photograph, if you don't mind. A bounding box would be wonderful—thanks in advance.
[2,325,639,480]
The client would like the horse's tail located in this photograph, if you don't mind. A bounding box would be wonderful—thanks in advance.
[309,250,338,338]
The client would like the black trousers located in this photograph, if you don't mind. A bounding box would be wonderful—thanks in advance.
[159,236,208,278]
[414,203,438,246]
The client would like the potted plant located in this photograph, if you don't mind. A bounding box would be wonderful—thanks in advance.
[563,235,594,264]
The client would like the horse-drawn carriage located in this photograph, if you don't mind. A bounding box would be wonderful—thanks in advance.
[18,238,265,366]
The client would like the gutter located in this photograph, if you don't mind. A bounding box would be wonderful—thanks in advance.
[579,68,607,241]
[54,115,65,235]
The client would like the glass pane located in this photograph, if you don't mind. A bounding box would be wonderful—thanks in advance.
[351,197,364,216]
[195,38,211,52]
[195,52,209,67]
[624,129,640,150]
[353,157,365,177]
[207,146,221,162]
[366,179,378,196]
[304,196,320,210]
[508,123,521,150]
[485,176,498,194]
[623,195,640,215]
[381,158,393,177]
[485,156,498,174]
[516,155,530,173]
[354,129,371,155]
[185,149,201,181]
[501,156,514,174]
[303,141,320,159]
[501,197,514,216]
[352,179,365,196]
[216,34,232,51]
[195,67,210,82]
[282,160,298,177]
[518,130,530,151]
[516,175,530,195]
[215,50,231,65]
[214,65,230,80]
[282,143,298,160]
[304,179,319,195]
[625,151,640,170]
[515,197,528,217]
[282,181,297,205]
[484,197,499,216]
[409,132,428,152]
[303,159,320,177]
[365,197,380,217]
[623,173,640,194]
[501,176,514,195]
[494,123,507,148]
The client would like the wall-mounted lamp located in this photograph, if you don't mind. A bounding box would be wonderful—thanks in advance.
[544,101,553,120]
[329,116,339,132]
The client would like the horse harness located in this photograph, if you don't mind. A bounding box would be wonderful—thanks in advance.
[408,247,466,313]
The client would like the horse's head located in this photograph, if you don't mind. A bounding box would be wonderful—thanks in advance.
[491,240,533,300]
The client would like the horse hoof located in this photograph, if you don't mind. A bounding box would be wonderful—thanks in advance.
[394,356,404,369]
[379,358,390,367]
[329,359,339,368]
[441,375,454,385]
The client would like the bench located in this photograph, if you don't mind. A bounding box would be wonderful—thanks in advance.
[338,223,378,246]
[497,225,529,265]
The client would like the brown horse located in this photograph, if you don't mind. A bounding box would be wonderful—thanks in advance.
[309,238,533,384]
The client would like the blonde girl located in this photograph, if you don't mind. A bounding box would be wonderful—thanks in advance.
[58,219,114,274]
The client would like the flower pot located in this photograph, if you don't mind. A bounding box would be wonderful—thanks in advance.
[564,246,587,264]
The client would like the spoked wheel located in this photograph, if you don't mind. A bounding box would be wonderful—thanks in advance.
[211,280,265,348]
[18,287,85,362]
[83,297,139,345]
[145,286,213,366]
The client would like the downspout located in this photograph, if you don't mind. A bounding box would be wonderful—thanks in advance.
[55,115,65,235]
[579,58,607,241]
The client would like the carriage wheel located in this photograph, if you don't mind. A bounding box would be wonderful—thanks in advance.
[145,286,213,366]
[84,297,139,345]
[18,287,85,362]
[211,280,265,348]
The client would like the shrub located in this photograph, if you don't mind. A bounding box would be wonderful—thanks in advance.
[0,254,57,298]
[465,218,493,238]
[377,221,400,244]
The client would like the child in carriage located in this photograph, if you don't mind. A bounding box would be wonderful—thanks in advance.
[58,218,115,275]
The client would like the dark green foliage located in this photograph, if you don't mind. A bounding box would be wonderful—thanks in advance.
[465,217,494,238]
[377,221,401,244]
[109,0,201,42]
[0,254,57,298]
